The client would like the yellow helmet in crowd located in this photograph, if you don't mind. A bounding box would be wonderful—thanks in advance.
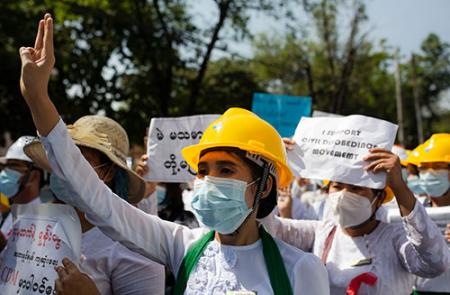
[182,108,293,187]
[405,144,424,166]
[416,133,450,164]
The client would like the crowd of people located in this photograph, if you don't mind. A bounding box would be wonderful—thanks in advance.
[0,13,448,295]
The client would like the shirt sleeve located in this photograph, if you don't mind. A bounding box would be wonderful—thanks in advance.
[40,118,207,274]
[394,200,450,278]
[259,212,319,252]
[110,243,166,295]
[293,253,330,295]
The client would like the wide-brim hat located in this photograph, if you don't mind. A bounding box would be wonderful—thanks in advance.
[24,116,145,204]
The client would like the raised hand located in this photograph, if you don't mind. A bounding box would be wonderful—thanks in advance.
[19,13,55,102]
[277,186,293,219]
[363,148,416,215]
[19,13,59,136]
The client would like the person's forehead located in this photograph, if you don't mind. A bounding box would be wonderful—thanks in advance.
[198,150,243,165]
[78,146,102,161]
[419,162,448,169]
[6,159,29,167]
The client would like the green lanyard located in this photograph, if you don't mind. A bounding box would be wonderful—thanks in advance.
[173,226,293,295]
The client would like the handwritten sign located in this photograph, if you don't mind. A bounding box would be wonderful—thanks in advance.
[289,115,398,189]
[252,93,312,137]
[0,204,81,295]
[146,114,219,182]
[387,206,450,246]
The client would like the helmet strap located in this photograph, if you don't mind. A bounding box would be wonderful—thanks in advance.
[252,162,270,210]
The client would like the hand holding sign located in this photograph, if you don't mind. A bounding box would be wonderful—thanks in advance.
[363,148,403,189]
[55,258,100,295]
[290,115,398,189]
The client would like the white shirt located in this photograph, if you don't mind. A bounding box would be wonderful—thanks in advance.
[261,202,450,295]
[1,196,42,237]
[80,227,165,295]
[414,199,450,293]
[41,119,330,295]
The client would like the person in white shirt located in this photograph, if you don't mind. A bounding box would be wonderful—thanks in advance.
[19,13,329,294]
[261,138,450,295]
[0,136,47,239]
[410,133,450,295]
[25,116,166,295]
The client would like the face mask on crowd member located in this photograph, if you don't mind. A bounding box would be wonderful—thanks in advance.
[415,133,450,200]
[327,182,385,229]
[419,166,449,197]
[407,175,425,195]
[192,175,260,234]
[0,136,43,203]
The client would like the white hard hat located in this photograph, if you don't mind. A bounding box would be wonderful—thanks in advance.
[0,136,35,163]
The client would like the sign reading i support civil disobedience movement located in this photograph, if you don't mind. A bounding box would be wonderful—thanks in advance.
[288,115,398,189]
[146,114,220,182]
[0,203,81,295]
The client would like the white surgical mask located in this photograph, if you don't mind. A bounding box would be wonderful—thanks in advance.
[328,191,377,228]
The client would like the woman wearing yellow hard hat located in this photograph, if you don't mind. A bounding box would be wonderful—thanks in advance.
[413,133,450,295]
[404,144,427,197]
[263,131,450,294]
[18,14,329,294]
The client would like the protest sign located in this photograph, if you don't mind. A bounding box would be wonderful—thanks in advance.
[0,204,81,295]
[146,114,219,182]
[387,206,450,246]
[252,93,312,137]
[288,115,398,189]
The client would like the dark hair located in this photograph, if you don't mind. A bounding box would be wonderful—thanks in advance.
[201,147,277,218]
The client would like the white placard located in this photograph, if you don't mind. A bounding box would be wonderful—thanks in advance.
[289,115,398,189]
[146,114,219,182]
[0,204,81,294]
[387,206,450,246]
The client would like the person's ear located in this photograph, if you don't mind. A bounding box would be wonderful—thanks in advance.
[260,175,274,199]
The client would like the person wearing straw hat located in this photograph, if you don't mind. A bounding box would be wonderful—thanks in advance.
[19,13,329,294]
[412,133,450,295]
[25,115,166,295]
[264,138,450,295]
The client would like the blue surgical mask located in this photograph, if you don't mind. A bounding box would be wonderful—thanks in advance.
[0,168,23,198]
[407,175,425,195]
[156,186,166,205]
[191,176,255,234]
[419,169,449,197]
[49,174,71,202]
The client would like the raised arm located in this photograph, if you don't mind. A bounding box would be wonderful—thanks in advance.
[19,14,205,275]
[19,13,59,136]
[364,149,450,276]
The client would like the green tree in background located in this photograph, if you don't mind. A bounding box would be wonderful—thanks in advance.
[0,0,448,148]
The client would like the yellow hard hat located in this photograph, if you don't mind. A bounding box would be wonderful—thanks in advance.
[417,133,450,164]
[405,144,423,166]
[182,108,293,187]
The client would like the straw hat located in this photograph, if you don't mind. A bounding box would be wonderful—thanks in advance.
[24,115,145,204]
